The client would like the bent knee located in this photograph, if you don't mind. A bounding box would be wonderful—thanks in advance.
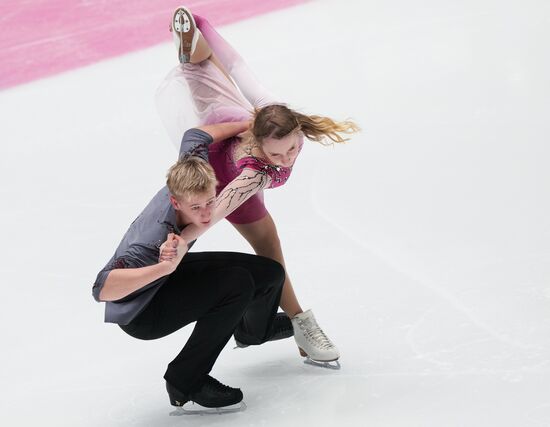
[221,266,255,301]
[258,257,285,288]
[271,260,285,285]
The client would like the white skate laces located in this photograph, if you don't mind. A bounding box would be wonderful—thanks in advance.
[291,310,340,367]
[297,317,333,349]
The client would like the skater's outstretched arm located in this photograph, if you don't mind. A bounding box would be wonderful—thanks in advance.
[179,169,271,243]
[197,121,250,144]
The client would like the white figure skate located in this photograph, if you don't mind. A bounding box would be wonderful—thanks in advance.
[291,310,341,370]
[170,6,200,63]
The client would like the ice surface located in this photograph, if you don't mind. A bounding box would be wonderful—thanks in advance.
[1,0,549,426]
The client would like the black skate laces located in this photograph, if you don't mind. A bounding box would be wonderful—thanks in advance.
[204,376,239,395]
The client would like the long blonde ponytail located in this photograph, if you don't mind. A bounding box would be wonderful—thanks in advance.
[250,104,359,146]
[293,112,359,145]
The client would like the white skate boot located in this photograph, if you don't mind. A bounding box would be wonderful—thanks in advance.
[291,310,341,370]
[170,6,200,63]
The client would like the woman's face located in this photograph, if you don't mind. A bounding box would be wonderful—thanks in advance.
[260,132,302,168]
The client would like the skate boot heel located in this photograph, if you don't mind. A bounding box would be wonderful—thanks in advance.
[299,347,307,357]
[170,398,185,407]
[166,381,190,407]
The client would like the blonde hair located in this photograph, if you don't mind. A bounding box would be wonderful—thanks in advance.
[166,156,217,200]
[245,104,359,147]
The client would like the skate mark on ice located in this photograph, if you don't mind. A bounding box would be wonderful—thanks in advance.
[404,306,496,369]
[310,166,539,352]
[525,402,550,426]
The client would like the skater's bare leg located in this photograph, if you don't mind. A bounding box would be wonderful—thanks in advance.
[209,53,235,86]
[189,32,235,86]
[232,214,303,318]
[193,13,243,73]
[233,214,340,364]
[194,13,278,106]
[189,33,212,64]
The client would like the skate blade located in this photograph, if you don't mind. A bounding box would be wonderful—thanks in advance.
[170,401,247,416]
[304,357,341,370]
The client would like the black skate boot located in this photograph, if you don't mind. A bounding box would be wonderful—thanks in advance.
[167,375,243,407]
[234,312,294,349]
[167,375,245,415]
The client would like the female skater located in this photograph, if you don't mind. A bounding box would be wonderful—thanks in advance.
[157,6,359,366]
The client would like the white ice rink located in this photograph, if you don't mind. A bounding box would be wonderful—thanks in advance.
[1,0,549,425]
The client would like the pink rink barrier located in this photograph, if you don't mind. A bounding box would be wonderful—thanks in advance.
[0,0,307,90]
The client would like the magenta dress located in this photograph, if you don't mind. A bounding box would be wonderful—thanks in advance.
[208,136,299,224]
[177,59,302,224]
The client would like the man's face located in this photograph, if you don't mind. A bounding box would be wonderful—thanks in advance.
[171,185,217,227]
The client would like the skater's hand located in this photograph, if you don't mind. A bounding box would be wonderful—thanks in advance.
[159,233,188,272]
[159,234,177,261]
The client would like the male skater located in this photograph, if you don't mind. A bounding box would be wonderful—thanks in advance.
[92,122,293,413]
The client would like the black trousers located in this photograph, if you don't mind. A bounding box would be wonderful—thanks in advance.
[119,252,285,393]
